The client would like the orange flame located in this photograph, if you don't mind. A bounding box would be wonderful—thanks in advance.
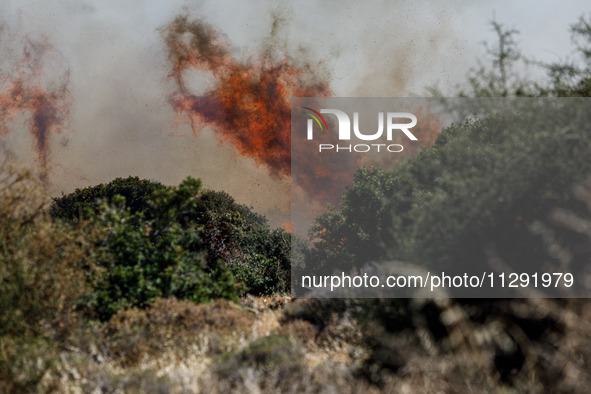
[0,38,72,183]
[163,15,332,178]
[163,15,441,208]
[281,221,292,233]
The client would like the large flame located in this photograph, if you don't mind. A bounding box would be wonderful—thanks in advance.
[163,15,339,187]
[163,14,440,211]
[0,38,72,183]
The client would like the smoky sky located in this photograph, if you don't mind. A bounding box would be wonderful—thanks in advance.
[0,0,588,227]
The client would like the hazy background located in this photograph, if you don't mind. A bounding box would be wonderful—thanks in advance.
[0,0,588,227]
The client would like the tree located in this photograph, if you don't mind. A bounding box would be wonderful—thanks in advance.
[458,16,591,98]
[89,177,243,321]
[308,13,591,279]
[463,21,525,97]
[543,15,591,97]
[50,176,165,223]
[51,175,292,319]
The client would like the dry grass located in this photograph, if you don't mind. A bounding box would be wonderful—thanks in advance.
[6,292,591,393]
[30,296,369,393]
[102,298,258,366]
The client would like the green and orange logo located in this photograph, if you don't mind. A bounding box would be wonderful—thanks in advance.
[302,107,329,138]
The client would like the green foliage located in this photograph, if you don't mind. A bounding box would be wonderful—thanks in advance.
[89,177,244,321]
[48,171,292,319]
[230,253,284,295]
[310,13,591,276]
[50,176,165,223]
[237,227,291,293]
[310,102,591,274]
[171,187,291,294]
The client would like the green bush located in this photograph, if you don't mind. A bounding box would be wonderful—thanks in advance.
[309,102,591,274]
[51,176,292,302]
[231,253,285,295]
[50,176,165,223]
[89,177,244,321]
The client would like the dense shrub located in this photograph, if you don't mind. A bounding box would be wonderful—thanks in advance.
[50,176,292,305]
[309,102,591,275]
[302,17,591,390]
[230,253,284,295]
[89,177,244,320]
[0,163,97,337]
[50,176,165,222]
[188,189,291,291]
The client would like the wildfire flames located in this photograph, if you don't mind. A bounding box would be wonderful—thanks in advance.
[164,15,332,179]
[163,14,372,208]
[0,38,72,183]
[0,16,440,213]
[163,15,440,209]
